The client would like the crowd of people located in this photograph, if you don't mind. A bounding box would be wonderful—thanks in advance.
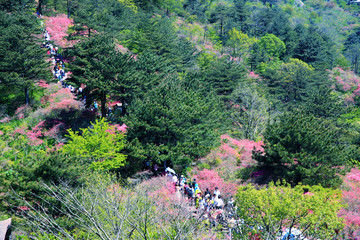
[41,30,85,97]
[165,168,237,233]
[165,168,235,213]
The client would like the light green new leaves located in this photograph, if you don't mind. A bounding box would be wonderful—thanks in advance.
[235,182,345,239]
[258,33,286,59]
[62,118,127,171]
[227,27,257,62]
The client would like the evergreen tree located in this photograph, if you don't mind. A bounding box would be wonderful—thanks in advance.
[344,27,360,74]
[294,26,335,69]
[201,57,247,102]
[67,34,136,117]
[301,87,348,120]
[122,76,226,174]
[251,112,353,188]
[71,0,137,37]
[232,0,250,33]
[0,11,50,107]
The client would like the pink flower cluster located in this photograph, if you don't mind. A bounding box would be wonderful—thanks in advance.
[192,169,238,200]
[249,71,260,78]
[13,125,43,146]
[220,134,263,167]
[116,44,129,53]
[14,105,32,119]
[331,68,360,105]
[340,168,360,238]
[45,88,82,111]
[44,14,73,47]
[37,80,50,88]
[139,176,178,210]
[13,126,27,135]
[0,117,10,123]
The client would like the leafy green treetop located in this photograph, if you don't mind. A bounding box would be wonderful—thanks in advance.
[62,118,127,171]
[235,182,345,239]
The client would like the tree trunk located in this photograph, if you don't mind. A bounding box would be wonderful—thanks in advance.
[88,28,91,37]
[220,17,223,38]
[25,86,30,105]
[54,0,57,11]
[101,91,106,118]
[67,0,71,18]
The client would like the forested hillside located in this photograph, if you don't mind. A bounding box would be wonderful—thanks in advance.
[1,0,360,238]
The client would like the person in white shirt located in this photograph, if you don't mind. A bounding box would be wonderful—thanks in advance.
[214,187,220,197]
[216,195,224,209]
[172,174,178,184]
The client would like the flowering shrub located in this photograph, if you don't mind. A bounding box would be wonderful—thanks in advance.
[191,169,238,200]
[249,71,260,78]
[14,105,32,119]
[112,123,128,133]
[198,134,263,181]
[329,67,360,105]
[37,80,50,88]
[44,14,73,47]
[340,168,360,238]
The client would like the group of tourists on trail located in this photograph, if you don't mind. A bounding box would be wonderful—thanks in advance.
[42,30,84,96]
[165,168,235,213]
[41,27,125,119]
[165,168,238,231]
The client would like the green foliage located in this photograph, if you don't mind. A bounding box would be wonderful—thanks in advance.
[227,28,256,63]
[293,25,336,70]
[200,57,247,102]
[123,15,196,71]
[123,76,226,173]
[344,27,360,74]
[230,85,270,140]
[0,123,87,214]
[257,33,286,59]
[248,34,285,72]
[0,10,51,109]
[302,87,348,120]
[251,112,353,187]
[196,50,216,70]
[267,58,314,103]
[62,118,127,171]
[235,182,345,239]
[67,34,136,117]
[71,0,137,36]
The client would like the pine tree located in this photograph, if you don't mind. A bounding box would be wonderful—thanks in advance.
[67,34,136,117]
[201,57,247,102]
[251,112,353,188]
[0,11,50,107]
[122,76,227,174]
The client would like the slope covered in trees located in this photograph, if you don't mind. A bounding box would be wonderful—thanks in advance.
[2,0,360,238]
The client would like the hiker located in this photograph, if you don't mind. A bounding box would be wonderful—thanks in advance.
[195,193,202,209]
[183,182,189,196]
[180,175,186,186]
[204,188,211,198]
[191,178,197,189]
[215,195,224,209]
[214,187,220,197]
[172,174,178,186]
[187,185,194,204]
